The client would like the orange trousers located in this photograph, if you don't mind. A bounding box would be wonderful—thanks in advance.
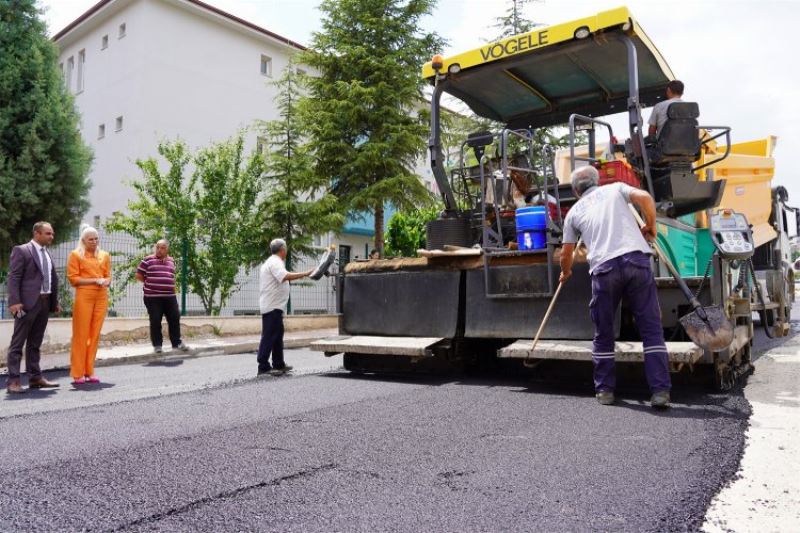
[70,288,108,379]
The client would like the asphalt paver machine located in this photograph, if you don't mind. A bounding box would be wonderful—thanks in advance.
[312,7,797,389]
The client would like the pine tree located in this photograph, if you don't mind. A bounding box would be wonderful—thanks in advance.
[0,0,92,259]
[258,64,343,270]
[299,0,444,254]
[491,0,541,41]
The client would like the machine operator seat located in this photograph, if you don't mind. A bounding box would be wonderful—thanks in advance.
[645,102,725,217]
[649,102,701,166]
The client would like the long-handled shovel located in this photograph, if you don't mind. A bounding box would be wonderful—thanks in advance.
[523,238,583,368]
[627,204,733,351]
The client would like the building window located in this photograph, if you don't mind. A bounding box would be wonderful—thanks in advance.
[115,116,123,132]
[98,124,105,139]
[93,215,101,228]
[59,62,64,79]
[260,55,272,77]
[66,56,74,91]
[118,23,126,39]
[77,49,85,92]
[256,136,268,155]
[101,35,108,49]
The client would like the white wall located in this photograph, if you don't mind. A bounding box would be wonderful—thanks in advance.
[57,0,300,221]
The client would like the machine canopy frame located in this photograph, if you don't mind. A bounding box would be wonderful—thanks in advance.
[422,6,675,129]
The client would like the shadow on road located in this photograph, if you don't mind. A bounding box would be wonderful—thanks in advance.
[321,362,750,419]
[4,388,59,401]
[69,382,116,392]
[321,371,453,387]
[143,359,186,368]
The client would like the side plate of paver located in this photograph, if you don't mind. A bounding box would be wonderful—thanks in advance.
[311,336,444,358]
[498,340,703,363]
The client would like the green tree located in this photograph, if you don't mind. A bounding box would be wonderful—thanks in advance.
[0,0,92,260]
[491,0,541,40]
[106,136,265,315]
[488,1,570,172]
[385,207,439,257]
[258,64,343,270]
[299,0,444,255]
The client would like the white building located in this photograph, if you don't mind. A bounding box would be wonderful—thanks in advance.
[52,0,436,315]
[54,0,436,262]
[54,0,306,221]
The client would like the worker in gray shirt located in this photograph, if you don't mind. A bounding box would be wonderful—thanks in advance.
[560,166,671,408]
[648,80,684,137]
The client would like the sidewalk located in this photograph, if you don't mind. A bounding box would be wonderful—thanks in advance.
[703,333,800,531]
[1,328,339,375]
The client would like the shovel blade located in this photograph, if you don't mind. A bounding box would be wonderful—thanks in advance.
[679,306,734,351]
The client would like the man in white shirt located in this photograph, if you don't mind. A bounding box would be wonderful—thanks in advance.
[647,80,684,138]
[560,166,671,408]
[257,239,313,376]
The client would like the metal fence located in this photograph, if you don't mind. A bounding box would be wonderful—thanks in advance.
[0,229,337,319]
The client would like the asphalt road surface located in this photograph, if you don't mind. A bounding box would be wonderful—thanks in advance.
[0,321,792,532]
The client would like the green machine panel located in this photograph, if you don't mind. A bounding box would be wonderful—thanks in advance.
[656,221,698,277]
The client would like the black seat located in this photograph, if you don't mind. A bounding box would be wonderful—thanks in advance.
[644,102,724,217]
[650,102,701,166]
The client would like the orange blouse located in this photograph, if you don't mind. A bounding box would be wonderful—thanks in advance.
[67,249,112,290]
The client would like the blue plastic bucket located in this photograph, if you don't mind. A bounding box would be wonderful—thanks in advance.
[516,206,547,250]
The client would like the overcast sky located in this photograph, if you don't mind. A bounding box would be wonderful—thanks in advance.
[40,0,799,201]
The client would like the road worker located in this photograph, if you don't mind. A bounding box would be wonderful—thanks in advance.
[559,166,671,408]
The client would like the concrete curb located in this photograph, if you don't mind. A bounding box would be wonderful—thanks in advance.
[1,336,322,375]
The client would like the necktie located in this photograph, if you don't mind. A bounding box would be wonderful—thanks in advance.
[40,248,50,293]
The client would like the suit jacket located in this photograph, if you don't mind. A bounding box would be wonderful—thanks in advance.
[7,242,59,312]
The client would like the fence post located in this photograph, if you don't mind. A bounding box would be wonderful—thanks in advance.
[286,253,292,315]
[181,238,188,316]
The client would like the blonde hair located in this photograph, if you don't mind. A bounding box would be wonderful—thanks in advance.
[75,224,104,258]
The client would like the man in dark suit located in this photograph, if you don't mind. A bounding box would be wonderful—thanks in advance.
[6,221,61,393]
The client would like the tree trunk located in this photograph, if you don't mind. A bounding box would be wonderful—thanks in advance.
[374,202,384,256]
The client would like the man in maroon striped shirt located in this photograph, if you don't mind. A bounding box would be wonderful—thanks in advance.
[135,239,189,354]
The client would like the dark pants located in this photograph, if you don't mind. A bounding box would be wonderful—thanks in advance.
[143,296,182,348]
[6,297,49,382]
[590,252,671,393]
[257,309,285,372]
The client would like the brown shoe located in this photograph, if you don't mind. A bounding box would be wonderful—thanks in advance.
[29,377,60,389]
[6,380,26,394]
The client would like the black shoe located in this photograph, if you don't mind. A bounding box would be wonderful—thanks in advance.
[257,368,272,377]
[269,365,293,376]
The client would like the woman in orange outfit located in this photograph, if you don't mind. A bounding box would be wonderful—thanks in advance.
[67,225,111,385]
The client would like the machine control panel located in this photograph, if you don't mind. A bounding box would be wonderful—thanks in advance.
[709,209,755,260]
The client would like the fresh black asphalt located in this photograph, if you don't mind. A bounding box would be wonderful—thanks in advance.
[0,336,769,533]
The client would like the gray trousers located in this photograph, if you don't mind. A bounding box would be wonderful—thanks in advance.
[6,297,49,382]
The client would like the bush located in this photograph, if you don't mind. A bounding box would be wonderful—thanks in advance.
[384,208,440,257]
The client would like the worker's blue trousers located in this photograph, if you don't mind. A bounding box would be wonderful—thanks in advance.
[590,251,671,393]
